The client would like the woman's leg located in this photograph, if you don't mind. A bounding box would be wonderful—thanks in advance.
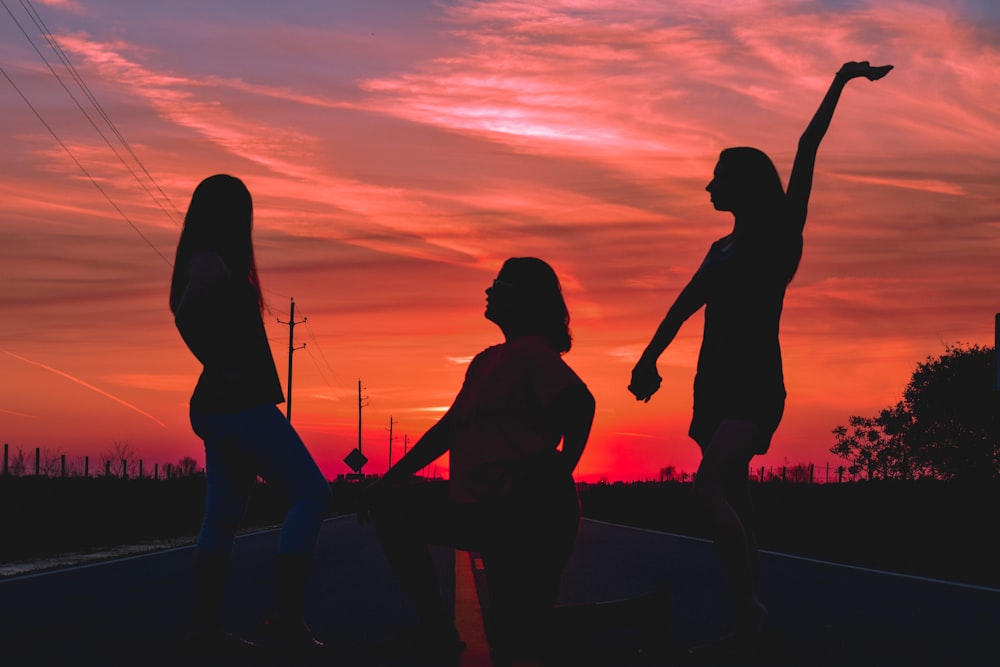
[725,461,760,589]
[694,419,766,637]
[224,404,330,556]
[198,405,331,643]
[483,471,581,657]
[371,480,481,638]
[189,410,256,641]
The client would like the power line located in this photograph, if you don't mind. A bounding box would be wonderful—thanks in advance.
[303,318,340,380]
[0,61,172,265]
[19,0,182,223]
[4,2,349,404]
[3,0,182,227]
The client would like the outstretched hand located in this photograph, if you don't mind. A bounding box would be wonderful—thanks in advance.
[837,61,893,81]
[629,362,662,403]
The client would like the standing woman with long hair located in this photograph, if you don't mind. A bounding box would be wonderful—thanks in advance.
[629,62,892,655]
[170,174,331,656]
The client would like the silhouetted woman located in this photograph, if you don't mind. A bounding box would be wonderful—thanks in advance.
[170,174,331,656]
[629,61,892,655]
[362,257,595,662]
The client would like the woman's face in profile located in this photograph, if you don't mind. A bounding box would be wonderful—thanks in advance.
[485,266,519,328]
[706,160,737,212]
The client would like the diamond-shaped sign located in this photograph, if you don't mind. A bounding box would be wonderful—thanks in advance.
[344,448,368,473]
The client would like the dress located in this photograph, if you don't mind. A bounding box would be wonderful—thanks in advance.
[689,228,802,452]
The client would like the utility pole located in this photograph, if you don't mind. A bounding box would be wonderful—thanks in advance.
[277,298,306,423]
[387,417,398,470]
[358,379,369,459]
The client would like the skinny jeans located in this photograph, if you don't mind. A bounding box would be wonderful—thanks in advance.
[191,403,330,556]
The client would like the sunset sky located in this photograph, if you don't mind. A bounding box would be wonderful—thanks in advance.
[1,0,997,482]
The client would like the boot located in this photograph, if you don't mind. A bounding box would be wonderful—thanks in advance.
[261,553,324,653]
[184,549,256,655]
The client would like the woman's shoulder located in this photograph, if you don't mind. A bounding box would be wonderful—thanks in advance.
[506,335,565,364]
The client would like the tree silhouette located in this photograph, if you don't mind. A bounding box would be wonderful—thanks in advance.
[8,446,28,477]
[102,440,138,479]
[658,465,678,482]
[832,344,999,480]
[176,455,199,477]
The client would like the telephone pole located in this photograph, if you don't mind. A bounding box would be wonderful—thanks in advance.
[387,417,398,470]
[358,379,369,459]
[277,298,306,423]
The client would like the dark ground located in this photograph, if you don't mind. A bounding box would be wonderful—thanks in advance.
[2,475,998,588]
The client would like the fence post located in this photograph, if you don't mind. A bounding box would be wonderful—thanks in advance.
[809,464,814,484]
[105,460,111,478]
[35,447,40,476]
[61,454,66,478]
[84,456,89,478]
[154,463,159,480]
[3,443,7,475]
[139,460,143,479]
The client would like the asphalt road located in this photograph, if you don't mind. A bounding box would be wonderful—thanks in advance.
[1,517,997,666]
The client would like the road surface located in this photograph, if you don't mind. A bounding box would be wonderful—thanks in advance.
[1,517,997,666]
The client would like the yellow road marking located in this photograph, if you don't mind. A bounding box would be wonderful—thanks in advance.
[455,549,492,666]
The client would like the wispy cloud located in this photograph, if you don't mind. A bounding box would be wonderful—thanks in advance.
[0,407,39,419]
[4,350,166,427]
[1,0,997,480]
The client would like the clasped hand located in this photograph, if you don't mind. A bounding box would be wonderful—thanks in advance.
[628,362,662,403]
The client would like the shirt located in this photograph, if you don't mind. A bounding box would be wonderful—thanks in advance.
[447,335,585,502]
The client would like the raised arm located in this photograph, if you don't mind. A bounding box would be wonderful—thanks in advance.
[786,61,893,231]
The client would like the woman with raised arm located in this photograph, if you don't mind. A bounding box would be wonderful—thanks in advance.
[629,61,892,655]
[171,174,331,658]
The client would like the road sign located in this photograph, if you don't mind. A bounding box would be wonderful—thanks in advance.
[344,448,368,473]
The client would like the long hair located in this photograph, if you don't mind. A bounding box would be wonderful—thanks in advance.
[501,257,572,354]
[718,147,786,228]
[169,174,262,314]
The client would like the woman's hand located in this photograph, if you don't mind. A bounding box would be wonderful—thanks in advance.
[629,361,662,403]
[837,61,893,81]
[356,477,390,525]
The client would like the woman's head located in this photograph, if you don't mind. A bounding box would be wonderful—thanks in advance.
[181,174,254,256]
[485,257,572,354]
[170,174,261,313]
[706,147,785,220]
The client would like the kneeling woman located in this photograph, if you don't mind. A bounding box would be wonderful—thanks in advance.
[362,257,595,660]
